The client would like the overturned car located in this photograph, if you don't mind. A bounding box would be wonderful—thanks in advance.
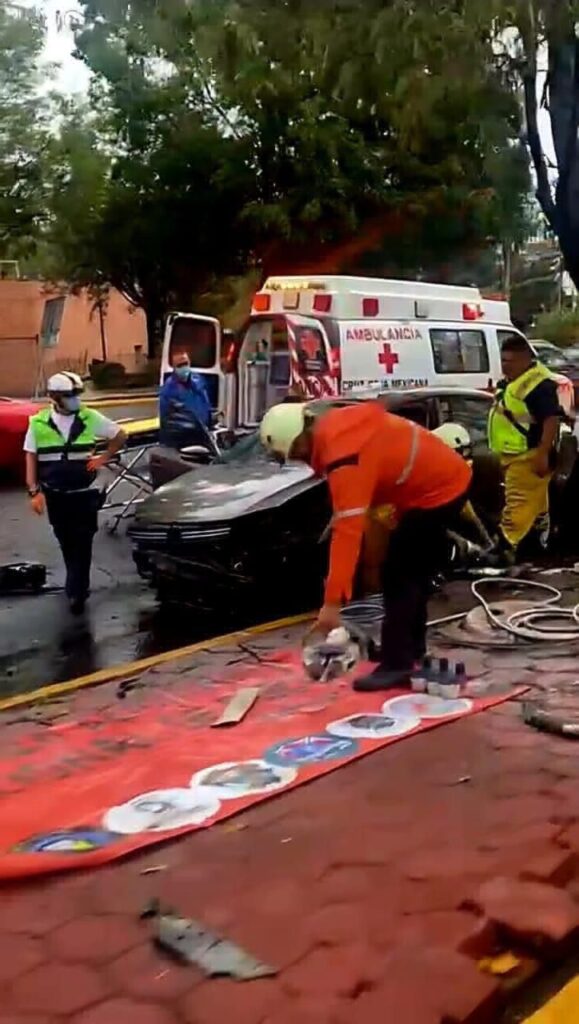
[129,389,577,613]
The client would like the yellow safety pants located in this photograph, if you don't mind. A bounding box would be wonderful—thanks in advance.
[500,452,552,550]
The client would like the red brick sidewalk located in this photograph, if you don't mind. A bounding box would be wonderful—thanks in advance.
[3,699,579,1023]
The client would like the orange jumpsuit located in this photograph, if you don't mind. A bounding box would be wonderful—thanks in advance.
[311,402,472,669]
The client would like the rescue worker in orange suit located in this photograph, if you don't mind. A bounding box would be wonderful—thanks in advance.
[260,401,471,691]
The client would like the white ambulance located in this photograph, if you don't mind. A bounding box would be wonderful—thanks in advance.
[161,276,574,427]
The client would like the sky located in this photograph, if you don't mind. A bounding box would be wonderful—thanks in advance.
[36,0,90,93]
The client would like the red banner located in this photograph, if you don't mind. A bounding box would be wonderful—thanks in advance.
[0,651,518,879]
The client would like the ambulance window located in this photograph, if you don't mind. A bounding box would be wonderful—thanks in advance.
[293,325,329,371]
[430,330,489,374]
[169,317,218,369]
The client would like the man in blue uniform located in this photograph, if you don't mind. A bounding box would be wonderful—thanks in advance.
[159,352,213,449]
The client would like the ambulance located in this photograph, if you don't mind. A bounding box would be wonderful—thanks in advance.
[161,276,574,428]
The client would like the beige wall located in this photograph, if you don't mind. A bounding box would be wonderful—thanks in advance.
[0,282,148,396]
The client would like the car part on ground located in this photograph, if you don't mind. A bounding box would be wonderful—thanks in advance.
[0,562,47,594]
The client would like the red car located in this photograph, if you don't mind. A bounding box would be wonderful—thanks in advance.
[0,397,42,480]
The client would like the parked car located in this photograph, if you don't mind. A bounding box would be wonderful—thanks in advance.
[129,388,577,611]
[0,397,41,480]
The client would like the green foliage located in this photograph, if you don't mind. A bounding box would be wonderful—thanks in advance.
[532,308,579,348]
[0,2,52,259]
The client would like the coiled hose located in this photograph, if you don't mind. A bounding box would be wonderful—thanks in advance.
[341,576,579,645]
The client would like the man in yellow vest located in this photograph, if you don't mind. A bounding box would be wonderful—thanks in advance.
[24,372,126,613]
[488,335,561,553]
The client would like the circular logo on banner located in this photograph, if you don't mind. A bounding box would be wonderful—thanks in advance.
[192,760,296,800]
[326,712,420,740]
[103,788,220,835]
[382,694,473,720]
[264,733,358,766]
[12,827,119,854]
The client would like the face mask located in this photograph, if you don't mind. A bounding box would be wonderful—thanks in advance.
[174,365,191,381]
[59,395,81,414]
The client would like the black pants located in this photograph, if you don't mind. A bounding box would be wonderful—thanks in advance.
[45,489,101,602]
[380,492,468,671]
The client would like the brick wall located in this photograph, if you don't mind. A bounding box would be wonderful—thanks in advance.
[0,282,148,397]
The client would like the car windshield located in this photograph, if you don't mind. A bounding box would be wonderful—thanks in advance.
[218,431,273,465]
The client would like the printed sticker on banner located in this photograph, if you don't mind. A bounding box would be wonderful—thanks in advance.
[192,760,296,800]
[264,733,358,766]
[326,713,420,740]
[382,694,473,720]
[103,788,220,835]
[12,827,120,854]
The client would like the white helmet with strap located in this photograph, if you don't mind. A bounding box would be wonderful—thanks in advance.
[46,371,84,394]
[259,402,308,459]
[432,422,472,459]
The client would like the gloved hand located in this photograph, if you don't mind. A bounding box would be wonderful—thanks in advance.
[87,453,109,473]
[30,492,46,516]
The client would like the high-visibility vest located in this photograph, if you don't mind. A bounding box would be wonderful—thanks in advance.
[488,363,556,456]
[29,407,100,490]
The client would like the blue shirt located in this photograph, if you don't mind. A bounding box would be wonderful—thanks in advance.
[159,371,212,435]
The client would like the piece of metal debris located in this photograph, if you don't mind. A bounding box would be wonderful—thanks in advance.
[212,687,260,727]
[155,914,277,980]
[140,865,168,876]
[140,897,162,920]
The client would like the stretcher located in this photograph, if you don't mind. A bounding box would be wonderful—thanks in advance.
[100,417,159,534]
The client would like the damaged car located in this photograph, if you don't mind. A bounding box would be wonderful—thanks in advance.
[129,389,577,613]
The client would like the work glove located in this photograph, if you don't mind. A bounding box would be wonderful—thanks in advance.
[30,492,46,516]
[87,454,109,473]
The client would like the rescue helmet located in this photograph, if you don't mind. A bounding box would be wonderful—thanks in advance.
[46,371,84,395]
[432,422,472,459]
[260,402,308,459]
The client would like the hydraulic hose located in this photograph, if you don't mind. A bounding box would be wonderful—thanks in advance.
[342,575,579,645]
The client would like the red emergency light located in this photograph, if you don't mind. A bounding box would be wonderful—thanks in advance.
[253,293,271,312]
[462,303,483,321]
[363,297,379,317]
[313,293,333,313]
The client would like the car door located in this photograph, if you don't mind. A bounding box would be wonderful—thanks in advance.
[435,391,502,525]
[436,393,492,453]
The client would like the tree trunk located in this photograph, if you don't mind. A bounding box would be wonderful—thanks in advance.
[145,303,164,360]
[549,37,579,291]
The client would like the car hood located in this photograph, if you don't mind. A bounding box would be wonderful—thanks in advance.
[135,460,318,525]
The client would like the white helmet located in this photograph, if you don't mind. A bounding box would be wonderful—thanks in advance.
[432,422,472,458]
[47,371,84,395]
[259,402,308,459]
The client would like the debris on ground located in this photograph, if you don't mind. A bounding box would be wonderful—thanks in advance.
[212,687,260,727]
[155,914,277,980]
[522,682,579,739]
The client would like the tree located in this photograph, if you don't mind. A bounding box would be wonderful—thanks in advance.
[60,0,533,352]
[486,1,579,289]
[0,1,51,262]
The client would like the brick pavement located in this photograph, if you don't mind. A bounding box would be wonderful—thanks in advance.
[4,691,579,1023]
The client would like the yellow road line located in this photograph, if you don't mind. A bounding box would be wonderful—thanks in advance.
[0,612,313,714]
[523,976,579,1022]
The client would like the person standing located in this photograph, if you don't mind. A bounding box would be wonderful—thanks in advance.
[259,400,471,691]
[488,335,561,554]
[24,372,126,613]
[159,352,212,449]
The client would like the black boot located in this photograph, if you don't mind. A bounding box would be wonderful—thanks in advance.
[353,665,412,692]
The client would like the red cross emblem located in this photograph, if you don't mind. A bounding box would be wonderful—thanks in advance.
[379,343,399,374]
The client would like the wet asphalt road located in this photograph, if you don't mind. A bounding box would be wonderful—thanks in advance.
[0,397,222,698]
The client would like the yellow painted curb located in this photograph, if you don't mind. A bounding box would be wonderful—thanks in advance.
[0,612,314,714]
[89,396,158,408]
[523,976,579,1022]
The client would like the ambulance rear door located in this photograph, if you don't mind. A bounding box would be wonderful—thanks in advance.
[161,313,222,410]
